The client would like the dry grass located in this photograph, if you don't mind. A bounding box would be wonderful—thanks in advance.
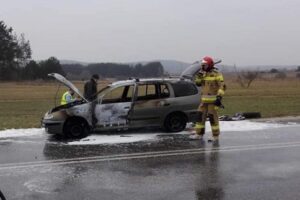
[220,76,300,117]
[0,77,299,130]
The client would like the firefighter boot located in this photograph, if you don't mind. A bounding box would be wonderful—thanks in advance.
[189,134,203,140]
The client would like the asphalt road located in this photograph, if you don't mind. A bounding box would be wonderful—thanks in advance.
[1,121,300,200]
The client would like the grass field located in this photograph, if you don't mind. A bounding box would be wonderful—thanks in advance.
[220,78,300,117]
[0,77,299,130]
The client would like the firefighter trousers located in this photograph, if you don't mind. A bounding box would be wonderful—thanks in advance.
[195,103,220,137]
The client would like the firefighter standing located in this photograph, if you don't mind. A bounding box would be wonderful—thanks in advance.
[190,56,226,142]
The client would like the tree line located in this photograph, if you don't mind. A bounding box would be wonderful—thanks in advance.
[0,20,164,81]
[63,62,164,80]
[0,21,31,80]
[0,20,65,80]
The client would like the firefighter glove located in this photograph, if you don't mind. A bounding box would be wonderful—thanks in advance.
[214,95,223,107]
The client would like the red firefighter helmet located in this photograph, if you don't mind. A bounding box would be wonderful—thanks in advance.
[201,56,214,71]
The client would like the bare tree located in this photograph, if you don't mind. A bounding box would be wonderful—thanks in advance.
[234,65,260,88]
[275,71,287,79]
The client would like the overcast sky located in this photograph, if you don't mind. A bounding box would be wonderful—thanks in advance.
[1,0,300,65]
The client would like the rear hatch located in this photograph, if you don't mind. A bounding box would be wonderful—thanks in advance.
[180,61,202,79]
[180,59,222,79]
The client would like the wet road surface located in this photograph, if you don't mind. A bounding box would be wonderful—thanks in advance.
[1,122,300,200]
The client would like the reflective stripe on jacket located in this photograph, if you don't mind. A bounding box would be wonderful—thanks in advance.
[195,70,226,103]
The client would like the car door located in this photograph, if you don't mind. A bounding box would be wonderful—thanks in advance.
[129,82,171,127]
[95,84,135,128]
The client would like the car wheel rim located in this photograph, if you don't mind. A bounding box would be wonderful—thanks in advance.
[170,117,183,131]
[70,125,83,137]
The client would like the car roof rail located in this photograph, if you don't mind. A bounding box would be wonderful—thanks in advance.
[128,77,140,82]
[168,75,180,78]
[167,75,185,80]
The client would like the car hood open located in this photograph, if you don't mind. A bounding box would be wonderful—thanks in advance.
[48,73,88,102]
[180,59,222,79]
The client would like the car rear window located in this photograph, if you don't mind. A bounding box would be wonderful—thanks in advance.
[171,81,198,97]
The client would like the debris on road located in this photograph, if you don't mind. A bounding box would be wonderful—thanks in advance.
[219,112,261,121]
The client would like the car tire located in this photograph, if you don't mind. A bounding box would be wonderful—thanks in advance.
[64,118,89,139]
[164,113,187,132]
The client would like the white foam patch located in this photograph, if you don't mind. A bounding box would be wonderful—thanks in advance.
[24,177,60,194]
[68,121,299,145]
[67,133,158,145]
[0,128,43,138]
[185,120,296,132]
[216,121,289,132]
[0,121,299,145]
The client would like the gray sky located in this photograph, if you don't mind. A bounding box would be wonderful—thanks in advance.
[1,0,300,65]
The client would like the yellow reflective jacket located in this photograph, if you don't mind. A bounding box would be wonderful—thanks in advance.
[195,69,226,103]
[60,91,75,105]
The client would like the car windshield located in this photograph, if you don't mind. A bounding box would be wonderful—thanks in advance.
[96,86,111,97]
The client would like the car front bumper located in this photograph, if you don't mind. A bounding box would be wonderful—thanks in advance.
[42,118,64,135]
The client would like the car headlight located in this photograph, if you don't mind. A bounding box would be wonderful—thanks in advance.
[44,113,54,120]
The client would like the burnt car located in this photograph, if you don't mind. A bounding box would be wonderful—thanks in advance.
[42,62,203,138]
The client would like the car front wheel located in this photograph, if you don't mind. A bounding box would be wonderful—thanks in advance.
[164,113,187,132]
[64,118,89,139]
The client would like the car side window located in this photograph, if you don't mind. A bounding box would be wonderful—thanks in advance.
[159,84,170,98]
[102,85,134,104]
[171,81,198,97]
[126,85,134,99]
[137,84,158,101]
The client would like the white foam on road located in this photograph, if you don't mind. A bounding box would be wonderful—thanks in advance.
[185,120,291,133]
[69,134,159,145]
[217,121,287,132]
[0,121,299,145]
[0,128,44,139]
[68,121,298,145]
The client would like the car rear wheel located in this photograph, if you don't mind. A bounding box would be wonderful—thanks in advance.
[164,113,187,132]
[64,118,89,139]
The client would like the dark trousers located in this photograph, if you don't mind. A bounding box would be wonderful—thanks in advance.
[91,101,97,126]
